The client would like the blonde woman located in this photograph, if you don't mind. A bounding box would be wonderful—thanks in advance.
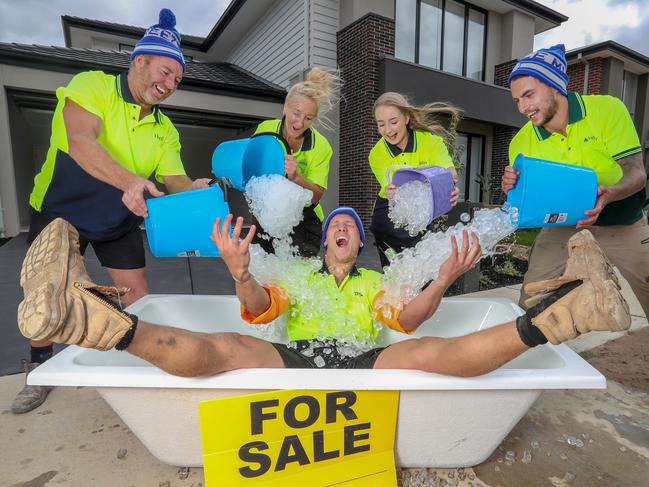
[253,67,340,257]
[369,92,460,267]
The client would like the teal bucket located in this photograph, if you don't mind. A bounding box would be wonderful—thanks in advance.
[144,184,230,257]
[211,133,286,192]
[506,154,598,228]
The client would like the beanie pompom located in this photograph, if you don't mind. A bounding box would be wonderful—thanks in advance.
[131,8,185,71]
[550,44,566,55]
[158,8,176,28]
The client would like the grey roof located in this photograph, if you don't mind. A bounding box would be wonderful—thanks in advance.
[61,2,247,52]
[503,0,568,24]
[61,16,205,48]
[567,40,649,67]
[0,42,285,101]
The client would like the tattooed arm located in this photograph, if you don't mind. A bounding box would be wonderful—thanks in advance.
[577,153,647,228]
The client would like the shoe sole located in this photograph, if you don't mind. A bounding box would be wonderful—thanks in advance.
[593,279,631,332]
[524,230,618,298]
[534,279,631,344]
[17,218,76,341]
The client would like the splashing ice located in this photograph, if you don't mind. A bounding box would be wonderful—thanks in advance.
[242,174,519,358]
[378,204,518,309]
[244,176,379,355]
[245,174,312,238]
[389,180,433,235]
[248,242,381,352]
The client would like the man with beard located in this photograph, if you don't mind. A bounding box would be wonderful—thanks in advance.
[16,207,630,376]
[12,9,210,414]
[502,44,648,317]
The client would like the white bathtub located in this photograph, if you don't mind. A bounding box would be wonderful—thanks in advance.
[29,294,605,468]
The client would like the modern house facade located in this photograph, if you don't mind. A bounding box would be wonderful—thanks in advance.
[1,0,647,237]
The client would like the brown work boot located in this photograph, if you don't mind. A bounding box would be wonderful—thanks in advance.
[523,230,631,345]
[523,230,619,305]
[18,218,134,351]
[10,360,53,414]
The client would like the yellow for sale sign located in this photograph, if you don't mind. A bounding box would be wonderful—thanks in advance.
[199,389,399,486]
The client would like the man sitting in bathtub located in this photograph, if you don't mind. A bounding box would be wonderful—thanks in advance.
[17,207,629,376]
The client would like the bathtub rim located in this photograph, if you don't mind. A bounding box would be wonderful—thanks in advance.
[28,294,606,391]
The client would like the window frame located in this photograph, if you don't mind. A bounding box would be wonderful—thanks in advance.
[455,131,486,202]
[622,69,638,121]
[395,0,488,81]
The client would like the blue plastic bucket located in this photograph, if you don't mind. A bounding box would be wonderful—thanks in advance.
[144,184,230,257]
[388,165,455,223]
[506,154,598,228]
[211,133,286,191]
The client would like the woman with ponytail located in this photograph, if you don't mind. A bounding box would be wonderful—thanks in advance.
[253,67,341,257]
[369,92,460,267]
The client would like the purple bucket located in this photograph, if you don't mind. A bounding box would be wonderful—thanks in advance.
[389,165,455,223]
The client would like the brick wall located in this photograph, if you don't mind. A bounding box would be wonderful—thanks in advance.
[567,57,603,94]
[490,124,519,204]
[491,60,519,204]
[337,14,394,227]
[568,63,585,93]
[494,59,518,88]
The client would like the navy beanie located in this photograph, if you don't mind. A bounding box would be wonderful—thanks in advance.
[131,9,185,71]
[508,44,569,96]
[322,206,366,253]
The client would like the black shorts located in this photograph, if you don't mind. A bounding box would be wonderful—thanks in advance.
[28,207,145,270]
[271,340,385,369]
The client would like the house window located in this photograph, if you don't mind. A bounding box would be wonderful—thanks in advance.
[622,70,638,120]
[455,132,484,202]
[395,0,486,80]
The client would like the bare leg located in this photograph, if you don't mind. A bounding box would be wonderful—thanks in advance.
[374,321,528,377]
[105,267,148,306]
[125,322,285,377]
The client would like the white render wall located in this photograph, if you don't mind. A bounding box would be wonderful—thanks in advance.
[226,0,339,87]
[309,0,338,70]
[226,0,307,87]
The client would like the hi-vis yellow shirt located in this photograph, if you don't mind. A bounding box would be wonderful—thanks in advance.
[369,129,454,198]
[29,70,186,240]
[509,92,644,225]
[241,265,412,341]
[255,118,332,221]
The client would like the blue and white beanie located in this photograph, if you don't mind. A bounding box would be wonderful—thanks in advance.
[131,8,185,71]
[322,206,366,253]
[508,44,569,96]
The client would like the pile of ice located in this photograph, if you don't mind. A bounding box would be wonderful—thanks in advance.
[377,205,518,310]
[245,174,312,238]
[248,242,380,351]
[388,180,433,236]
[244,176,378,354]
[243,174,519,357]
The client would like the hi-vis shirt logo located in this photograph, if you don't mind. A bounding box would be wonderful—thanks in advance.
[154,133,164,142]
[583,135,598,143]
[199,389,399,486]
